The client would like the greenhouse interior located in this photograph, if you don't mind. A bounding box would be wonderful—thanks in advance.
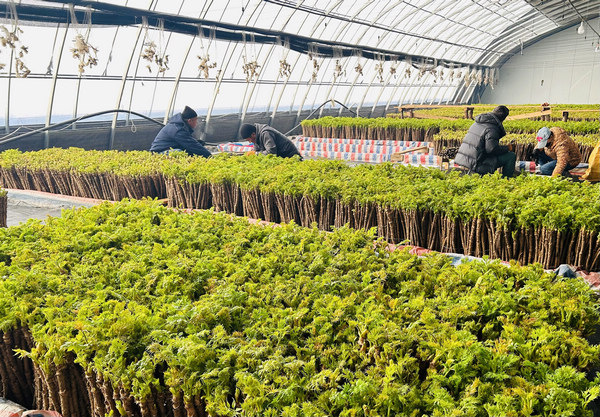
[0,0,599,416]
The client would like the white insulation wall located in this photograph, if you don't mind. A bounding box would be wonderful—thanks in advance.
[481,18,600,104]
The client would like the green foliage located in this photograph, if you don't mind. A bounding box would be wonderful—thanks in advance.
[0,147,169,176]
[433,131,599,148]
[1,199,599,416]
[1,149,599,233]
[162,155,600,232]
[396,104,600,121]
[302,116,599,135]
[302,116,473,131]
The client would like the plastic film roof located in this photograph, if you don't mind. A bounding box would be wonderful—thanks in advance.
[1,0,599,126]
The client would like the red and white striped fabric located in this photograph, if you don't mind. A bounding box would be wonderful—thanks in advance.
[398,154,443,167]
[300,150,392,163]
[516,161,538,174]
[218,142,254,153]
[295,137,431,148]
[292,136,438,165]
[294,141,435,155]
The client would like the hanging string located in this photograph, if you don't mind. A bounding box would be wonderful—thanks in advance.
[333,46,346,80]
[69,5,98,74]
[278,37,291,78]
[197,24,216,78]
[242,32,260,81]
[209,26,222,82]
[308,43,320,82]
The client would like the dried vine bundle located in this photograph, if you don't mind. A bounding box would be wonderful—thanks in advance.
[71,34,99,74]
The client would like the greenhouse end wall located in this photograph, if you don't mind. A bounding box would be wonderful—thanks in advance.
[481,18,600,105]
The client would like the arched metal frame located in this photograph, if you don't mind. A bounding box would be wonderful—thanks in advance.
[1,0,599,135]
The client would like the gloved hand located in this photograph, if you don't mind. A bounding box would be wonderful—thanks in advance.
[245,150,256,156]
[507,143,514,152]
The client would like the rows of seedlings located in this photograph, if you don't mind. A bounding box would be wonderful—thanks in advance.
[166,178,600,270]
[432,132,598,162]
[0,149,598,270]
[0,149,168,201]
[0,167,166,201]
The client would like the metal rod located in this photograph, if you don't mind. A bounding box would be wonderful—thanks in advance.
[0,109,164,146]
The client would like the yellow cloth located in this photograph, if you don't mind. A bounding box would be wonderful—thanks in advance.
[581,140,600,182]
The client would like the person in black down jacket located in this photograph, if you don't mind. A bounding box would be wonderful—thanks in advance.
[239,123,302,159]
[454,105,516,178]
[150,106,211,157]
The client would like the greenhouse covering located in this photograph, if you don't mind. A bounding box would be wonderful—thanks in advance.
[0,0,598,132]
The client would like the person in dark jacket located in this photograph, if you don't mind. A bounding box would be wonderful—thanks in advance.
[150,106,211,157]
[239,123,302,159]
[454,105,516,178]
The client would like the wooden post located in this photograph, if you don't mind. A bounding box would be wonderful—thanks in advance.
[400,108,405,119]
[542,106,551,121]
[408,109,414,118]
[466,107,474,119]
[464,107,470,119]
[562,111,569,122]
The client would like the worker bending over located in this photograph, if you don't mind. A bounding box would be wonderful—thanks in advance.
[150,106,211,157]
[534,127,581,178]
[454,105,516,178]
[239,123,302,159]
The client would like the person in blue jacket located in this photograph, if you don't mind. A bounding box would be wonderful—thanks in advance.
[150,106,211,157]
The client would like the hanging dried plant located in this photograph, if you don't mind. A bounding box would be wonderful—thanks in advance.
[242,58,260,81]
[430,68,437,82]
[71,34,99,74]
[375,62,384,83]
[197,54,217,78]
[1,24,30,77]
[142,41,169,74]
[279,59,291,78]
[0,25,21,48]
[483,68,490,86]
[333,59,346,79]
[463,69,472,86]
[311,58,320,82]
[354,62,363,76]
[15,45,29,77]
[389,64,397,78]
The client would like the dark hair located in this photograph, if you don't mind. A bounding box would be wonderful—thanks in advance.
[181,106,198,120]
[492,105,510,121]
[239,123,256,139]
